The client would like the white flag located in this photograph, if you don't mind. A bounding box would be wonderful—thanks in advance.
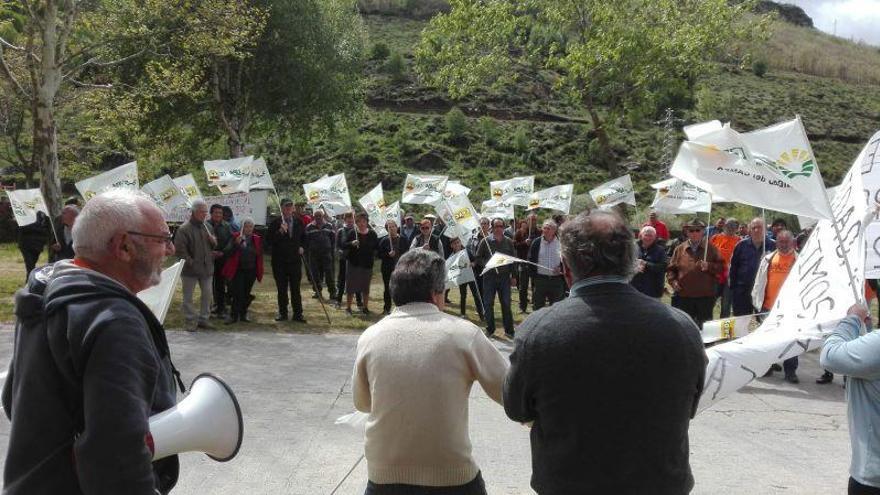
[204,156,254,185]
[442,181,471,201]
[671,118,833,220]
[589,174,636,210]
[480,251,553,276]
[142,175,188,214]
[137,260,184,324]
[402,174,448,205]
[303,173,352,217]
[445,250,476,290]
[384,201,402,229]
[6,188,49,226]
[481,199,515,221]
[490,176,534,206]
[75,161,139,201]
[172,174,203,205]
[358,183,386,218]
[649,178,712,214]
[437,195,481,243]
[696,130,879,413]
[247,157,275,191]
[526,184,574,214]
[684,120,722,140]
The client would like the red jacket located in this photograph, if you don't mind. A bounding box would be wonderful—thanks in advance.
[221,232,264,282]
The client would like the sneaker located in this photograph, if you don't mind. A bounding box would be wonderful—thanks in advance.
[274,314,288,322]
[816,371,834,384]
[784,373,800,384]
[197,321,215,330]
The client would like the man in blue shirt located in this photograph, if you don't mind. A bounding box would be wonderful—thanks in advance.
[728,217,775,317]
[821,304,880,495]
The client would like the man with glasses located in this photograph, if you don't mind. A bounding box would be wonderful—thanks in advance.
[3,189,183,494]
[666,219,724,328]
[411,217,445,257]
[175,198,217,331]
[476,218,516,338]
[729,218,775,318]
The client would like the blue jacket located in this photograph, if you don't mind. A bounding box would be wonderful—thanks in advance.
[821,315,880,488]
[728,237,775,289]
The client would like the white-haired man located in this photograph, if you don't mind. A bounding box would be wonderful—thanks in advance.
[2,190,183,494]
[528,219,565,309]
[174,198,217,331]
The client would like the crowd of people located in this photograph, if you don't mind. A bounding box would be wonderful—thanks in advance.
[6,189,880,494]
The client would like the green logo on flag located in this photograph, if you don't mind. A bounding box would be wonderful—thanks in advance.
[765,148,815,179]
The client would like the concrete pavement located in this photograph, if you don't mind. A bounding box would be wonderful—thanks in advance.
[0,327,852,494]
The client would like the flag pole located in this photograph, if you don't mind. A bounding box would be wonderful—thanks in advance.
[704,195,712,261]
[798,114,863,306]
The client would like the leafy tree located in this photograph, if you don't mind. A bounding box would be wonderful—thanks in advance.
[415,0,771,175]
[105,0,366,159]
[444,106,467,141]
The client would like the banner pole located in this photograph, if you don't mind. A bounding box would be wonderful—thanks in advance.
[704,195,712,261]
[302,252,332,325]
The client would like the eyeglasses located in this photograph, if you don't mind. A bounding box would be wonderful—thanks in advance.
[687,228,704,233]
[127,231,173,245]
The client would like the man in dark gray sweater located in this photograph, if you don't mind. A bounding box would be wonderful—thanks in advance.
[504,210,707,495]
[3,190,182,494]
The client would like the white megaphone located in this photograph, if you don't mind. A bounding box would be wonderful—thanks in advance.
[147,373,243,462]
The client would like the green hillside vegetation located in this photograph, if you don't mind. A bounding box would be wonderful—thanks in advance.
[266,14,880,227]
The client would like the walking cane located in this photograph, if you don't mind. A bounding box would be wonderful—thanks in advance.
[302,251,332,325]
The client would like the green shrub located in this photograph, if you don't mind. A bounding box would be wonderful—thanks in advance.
[370,42,390,61]
[752,59,768,77]
[511,125,530,154]
[384,52,406,81]
[444,107,468,141]
[477,116,501,146]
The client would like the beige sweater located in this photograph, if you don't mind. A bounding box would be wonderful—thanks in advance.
[353,302,508,486]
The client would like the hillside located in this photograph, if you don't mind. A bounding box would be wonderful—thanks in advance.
[267,12,880,224]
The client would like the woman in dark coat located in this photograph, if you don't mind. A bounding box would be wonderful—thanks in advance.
[221,218,264,323]
[631,225,668,298]
[343,212,379,315]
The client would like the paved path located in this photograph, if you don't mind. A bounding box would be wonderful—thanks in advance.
[0,327,852,494]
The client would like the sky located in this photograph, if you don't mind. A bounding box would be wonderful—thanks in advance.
[784,0,880,46]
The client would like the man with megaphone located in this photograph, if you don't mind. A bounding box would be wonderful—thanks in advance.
[2,190,185,494]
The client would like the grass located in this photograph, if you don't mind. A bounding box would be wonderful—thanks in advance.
[0,243,521,333]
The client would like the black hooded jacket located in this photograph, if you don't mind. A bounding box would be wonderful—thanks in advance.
[2,262,180,495]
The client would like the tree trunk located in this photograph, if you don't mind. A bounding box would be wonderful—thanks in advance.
[33,0,65,218]
[583,94,619,177]
[212,59,246,158]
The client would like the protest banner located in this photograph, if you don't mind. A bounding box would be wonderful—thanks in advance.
[75,161,139,201]
[490,176,534,207]
[697,130,880,412]
[445,250,476,290]
[303,174,352,217]
[481,199,515,221]
[526,184,574,214]
[589,174,636,210]
[137,260,184,324]
[402,174,448,205]
[649,178,712,214]
[172,174,203,205]
[168,190,269,225]
[142,175,188,214]
[6,188,49,226]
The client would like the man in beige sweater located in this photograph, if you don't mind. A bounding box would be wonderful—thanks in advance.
[353,249,508,494]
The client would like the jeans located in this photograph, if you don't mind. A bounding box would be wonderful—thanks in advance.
[182,275,212,324]
[20,247,41,280]
[717,283,732,318]
[673,296,714,329]
[273,260,303,318]
[459,281,484,317]
[230,268,257,318]
[517,265,531,311]
[308,250,335,298]
[212,259,229,313]
[365,472,486,495]
[850,477,880,494]
[482,272,513,335]
[532,274,565,310]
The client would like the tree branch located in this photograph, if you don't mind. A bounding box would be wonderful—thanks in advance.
[68,78,112,89]
[64,47,146,78]
[0,36,25,51]
[0,48,31,99]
